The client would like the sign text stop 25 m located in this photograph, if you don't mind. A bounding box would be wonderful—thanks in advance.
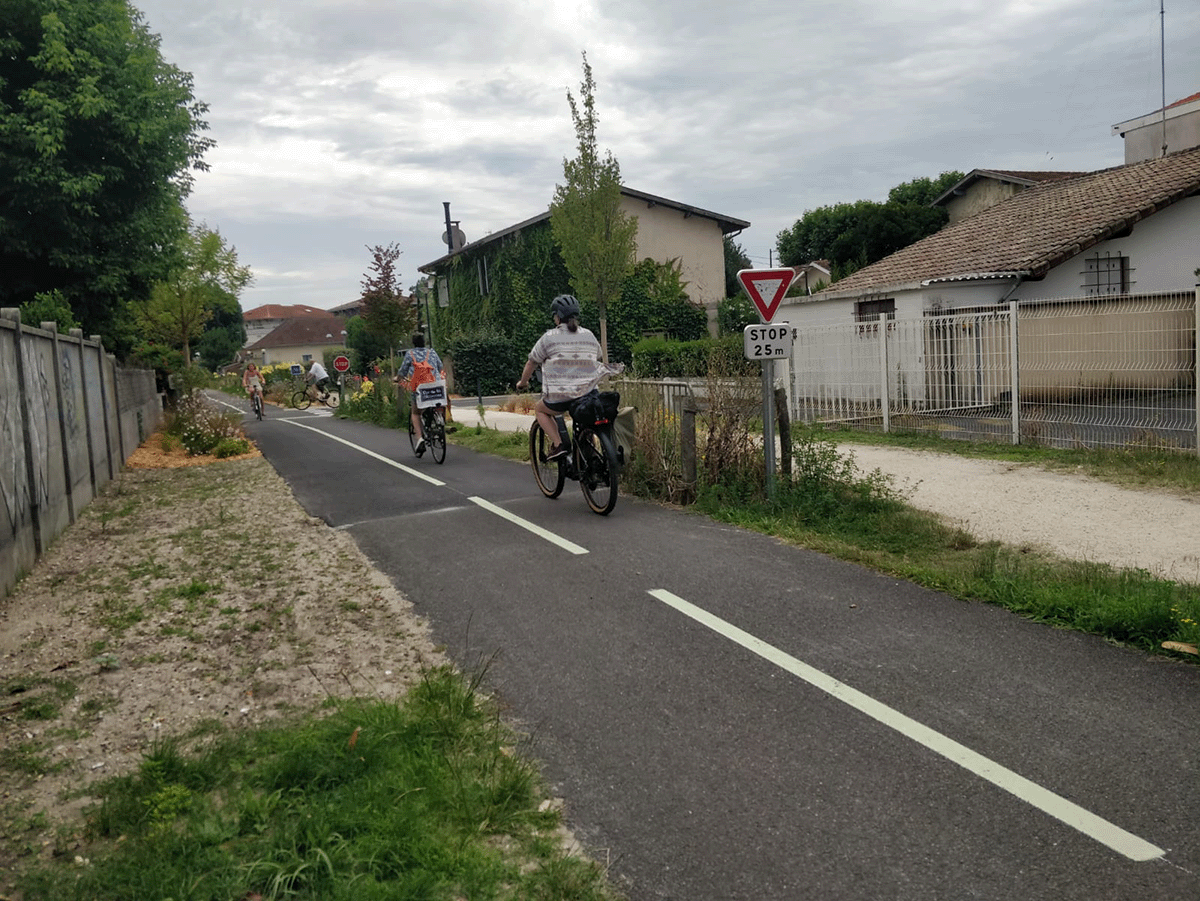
[743,322,795,360]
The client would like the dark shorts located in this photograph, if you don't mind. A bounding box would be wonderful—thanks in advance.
[543,397,575,413]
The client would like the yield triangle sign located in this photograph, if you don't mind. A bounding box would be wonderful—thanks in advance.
[737,268,795,323]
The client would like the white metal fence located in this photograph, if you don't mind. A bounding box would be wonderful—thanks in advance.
[790,291,1199,452]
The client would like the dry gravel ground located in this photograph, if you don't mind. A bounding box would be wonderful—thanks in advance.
[843,443,1200,584]
[0,435,446,892]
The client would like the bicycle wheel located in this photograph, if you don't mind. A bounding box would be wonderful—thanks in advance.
[529,422,565,498]
[253,393,263,420]
[579,428,619,515]
[292,390,311,410]
[408,411,420,455]
[323,391,340,409]
[428,409,446,464]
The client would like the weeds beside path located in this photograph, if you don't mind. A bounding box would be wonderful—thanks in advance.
[0,442,618,900]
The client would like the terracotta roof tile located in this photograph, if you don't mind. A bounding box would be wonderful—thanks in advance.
[247,315,345,349]
[822,145,1200,297]
[243,304,332,321]
[1166,91,1200,110]
[982,169,1085,183]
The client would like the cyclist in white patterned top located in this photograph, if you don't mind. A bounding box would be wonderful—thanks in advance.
[517,294,623,461]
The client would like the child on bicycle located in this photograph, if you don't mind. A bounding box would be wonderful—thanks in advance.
[242,362,265,413]
[394,332,445,457]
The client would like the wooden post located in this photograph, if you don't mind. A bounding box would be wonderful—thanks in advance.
[775,386,791,479]
[681,398,698,504]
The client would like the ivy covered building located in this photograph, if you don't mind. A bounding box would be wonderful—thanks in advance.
[417,188,750,381]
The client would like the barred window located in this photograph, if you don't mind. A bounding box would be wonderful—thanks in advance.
[1083,253,1130,296]
[854,299,895,322]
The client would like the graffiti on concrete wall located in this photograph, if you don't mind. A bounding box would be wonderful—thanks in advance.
[23,343,51,516]
[59,345,80,439]
[0,345,28,541]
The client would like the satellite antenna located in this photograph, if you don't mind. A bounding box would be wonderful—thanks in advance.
[441,222,466,251]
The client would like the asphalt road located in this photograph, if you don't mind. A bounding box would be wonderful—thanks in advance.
[228,396,1200,901]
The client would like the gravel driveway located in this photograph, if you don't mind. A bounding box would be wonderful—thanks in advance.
[843,443,1200,584]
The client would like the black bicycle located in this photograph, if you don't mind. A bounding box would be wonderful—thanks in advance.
[409,403,447,464]
[291,384,340,411]
[250,389,264,420]
[529,389,621,515]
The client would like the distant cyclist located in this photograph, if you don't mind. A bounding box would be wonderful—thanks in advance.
[306,360,332,399]
[242,362,265,413]
[395,332,445,457]
[516,294,623,460]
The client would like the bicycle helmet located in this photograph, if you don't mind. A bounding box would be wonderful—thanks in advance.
[550,294,580,320]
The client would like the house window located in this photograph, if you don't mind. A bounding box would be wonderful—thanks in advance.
[854,299,895,322]
[302,354,312,362]
[477,258,490,296]
[1083,253,1130,296]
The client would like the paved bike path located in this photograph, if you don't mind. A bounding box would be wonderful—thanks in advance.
[239,406,1200,901]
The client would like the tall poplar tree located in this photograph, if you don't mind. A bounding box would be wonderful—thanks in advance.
[549,53,637,362]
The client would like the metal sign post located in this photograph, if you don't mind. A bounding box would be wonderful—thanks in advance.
[762,359,776,499]
[737,269,796,500]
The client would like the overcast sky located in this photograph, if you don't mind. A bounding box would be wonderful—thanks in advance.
[131,0,1199,313]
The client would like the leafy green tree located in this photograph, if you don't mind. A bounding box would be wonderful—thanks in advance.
[717,293,756,336]
[0,0,214,349]
[137,225,251,363]
[344,314,393,375]
[193,291,245,371]
[359,243,414,352]
[723,236,752,298]
[886,172,964,207]
[549,52,638,362]
[19,289,79,331]
[776,171,964,281]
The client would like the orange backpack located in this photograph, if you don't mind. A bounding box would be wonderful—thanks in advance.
[404,353,437,391]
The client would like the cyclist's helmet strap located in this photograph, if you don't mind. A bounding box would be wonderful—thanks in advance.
[550,294,580,320]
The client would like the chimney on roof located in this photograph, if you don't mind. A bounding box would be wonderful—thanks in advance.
[1112,92,1200,164]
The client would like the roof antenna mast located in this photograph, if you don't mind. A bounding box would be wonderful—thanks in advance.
[1160,0,1167,158]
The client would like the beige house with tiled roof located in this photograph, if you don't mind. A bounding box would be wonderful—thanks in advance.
[786,144,1200,328]
[243,314,347,367]
[243,303,334,348]
[933,169,1085,225]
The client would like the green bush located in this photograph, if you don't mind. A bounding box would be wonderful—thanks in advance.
[445,333,528,396]
[630,334,752,377]
[163,394,244,456]
[338,374,405,428]
[213,438,251,458]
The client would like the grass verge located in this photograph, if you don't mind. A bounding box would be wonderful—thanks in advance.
[697,426,1200,656]
[449,422,531,462]
[15,668,617,901]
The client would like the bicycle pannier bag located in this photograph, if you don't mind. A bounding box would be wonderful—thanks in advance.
[570,389,620,429]
[415,379,447,409]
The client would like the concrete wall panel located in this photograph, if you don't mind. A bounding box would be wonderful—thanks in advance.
[22,333,70,542]
[0,318,37,595]
[81,343,110,485]
[0,312,159,599]
[57,333,94,511]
